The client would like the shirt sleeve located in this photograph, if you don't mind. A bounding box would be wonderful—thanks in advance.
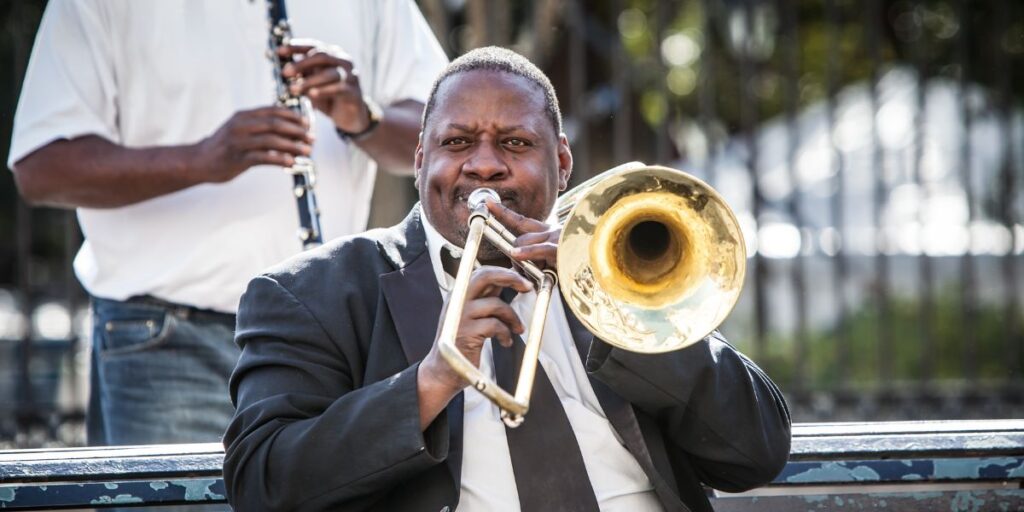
[368,0,449,107]
[8,0,119,169]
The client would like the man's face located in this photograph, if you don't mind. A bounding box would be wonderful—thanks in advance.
[415,70,572,256]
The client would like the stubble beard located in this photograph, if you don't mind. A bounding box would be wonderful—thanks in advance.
[450,223,508,263]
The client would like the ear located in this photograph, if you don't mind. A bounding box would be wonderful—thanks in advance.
[557,134,573,191]
[413,134,424,187]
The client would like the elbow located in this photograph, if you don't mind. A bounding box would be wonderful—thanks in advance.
[223,421,300,512]
[11,156,69,208]
[703,423,792,493]
[707,453,790,494]
[735,425,793,491]
[746,415,793,489]
[11,164,49,206]
[223,442,282,512]
[757,435,792,488]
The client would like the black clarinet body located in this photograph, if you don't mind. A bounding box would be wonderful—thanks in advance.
[266,0,323,250]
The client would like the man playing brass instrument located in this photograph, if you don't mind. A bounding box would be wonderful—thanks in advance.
[224,47,790,512]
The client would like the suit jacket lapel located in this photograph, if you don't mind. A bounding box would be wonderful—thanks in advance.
[562,296,686,510]
[377,205,440,365]
[378,206,466,491]
[380,249,443,365]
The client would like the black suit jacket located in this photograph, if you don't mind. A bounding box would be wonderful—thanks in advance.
[224,206,791,512]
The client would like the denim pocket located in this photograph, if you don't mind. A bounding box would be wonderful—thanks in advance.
[98,309,177,357]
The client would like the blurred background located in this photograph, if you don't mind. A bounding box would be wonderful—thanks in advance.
[1,0,1021,448]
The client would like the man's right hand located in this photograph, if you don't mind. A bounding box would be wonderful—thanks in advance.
[191,106,314,183]
[12,105,315,209]
[416,266,533,429]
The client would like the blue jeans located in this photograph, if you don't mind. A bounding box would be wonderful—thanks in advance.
[89,296,239,446]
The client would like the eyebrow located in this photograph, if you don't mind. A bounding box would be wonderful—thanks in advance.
[444,123,536,135]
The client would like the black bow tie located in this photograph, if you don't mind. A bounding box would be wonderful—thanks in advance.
[440,245,462,279]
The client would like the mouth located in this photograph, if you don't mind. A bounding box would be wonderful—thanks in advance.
[453,186,519,207]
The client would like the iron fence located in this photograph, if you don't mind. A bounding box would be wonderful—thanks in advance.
[1,0,1023,446]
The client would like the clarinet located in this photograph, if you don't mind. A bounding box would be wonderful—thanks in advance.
[266,0,323,250]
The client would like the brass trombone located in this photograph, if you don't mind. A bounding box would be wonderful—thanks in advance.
[438,162,747,427]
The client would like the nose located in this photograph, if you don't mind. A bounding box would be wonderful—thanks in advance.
[461,140,509,181]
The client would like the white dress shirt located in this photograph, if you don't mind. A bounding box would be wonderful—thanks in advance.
[421,214,663,511]
[8,0,448,312]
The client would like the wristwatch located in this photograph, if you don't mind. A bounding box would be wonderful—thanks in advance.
[336,98,382,141]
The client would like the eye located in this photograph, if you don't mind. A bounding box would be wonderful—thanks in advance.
[503,138,531,147]
[441,137,470,146]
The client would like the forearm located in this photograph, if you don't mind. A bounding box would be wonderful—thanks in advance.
[12,135,204,209]
[351,99,422,175]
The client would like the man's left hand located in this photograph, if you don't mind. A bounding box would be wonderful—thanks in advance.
[486,200,561,271]
[279,40,372,135]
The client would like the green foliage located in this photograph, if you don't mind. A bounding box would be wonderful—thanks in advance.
[758,288,1023,392]
[619,0,1024,135]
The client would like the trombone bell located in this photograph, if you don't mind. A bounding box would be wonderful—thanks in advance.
[557,163,746,354]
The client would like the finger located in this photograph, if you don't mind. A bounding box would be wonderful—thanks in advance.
[243,149,295,168]
[464,298,524,335]
[476,318,514,349]
[296,67,345,89]
[278,43,316,53]
[238,105,295,117]
[289,52,354,77]
[509,242,559,269]
[241,115,311,141]
[235,106,306,129]
[493,326,514,348]
[276,42,317,58]
[514,230,557,247]
[511,229,559,259]
[308,82,361,102]
[281,38,350,58]
[486,200,550,236]
[293,72,356,99]
[235,106,305,127]
[239,134,312,157]
[467,267,533,298]
[455,317,511,351]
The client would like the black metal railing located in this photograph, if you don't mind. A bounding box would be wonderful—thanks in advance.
[2,0,1022,447]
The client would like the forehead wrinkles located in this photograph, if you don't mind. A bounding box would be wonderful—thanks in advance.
[428,71,551,137]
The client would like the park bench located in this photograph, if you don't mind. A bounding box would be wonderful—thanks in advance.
[0,420,1021,509]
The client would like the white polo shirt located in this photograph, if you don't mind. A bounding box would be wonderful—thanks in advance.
[420,213,663,511]
[8,0,448,313]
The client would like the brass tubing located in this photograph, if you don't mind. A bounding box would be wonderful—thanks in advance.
[438,205,534,424]
[481,218,546,283]
[507,270,557,428]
